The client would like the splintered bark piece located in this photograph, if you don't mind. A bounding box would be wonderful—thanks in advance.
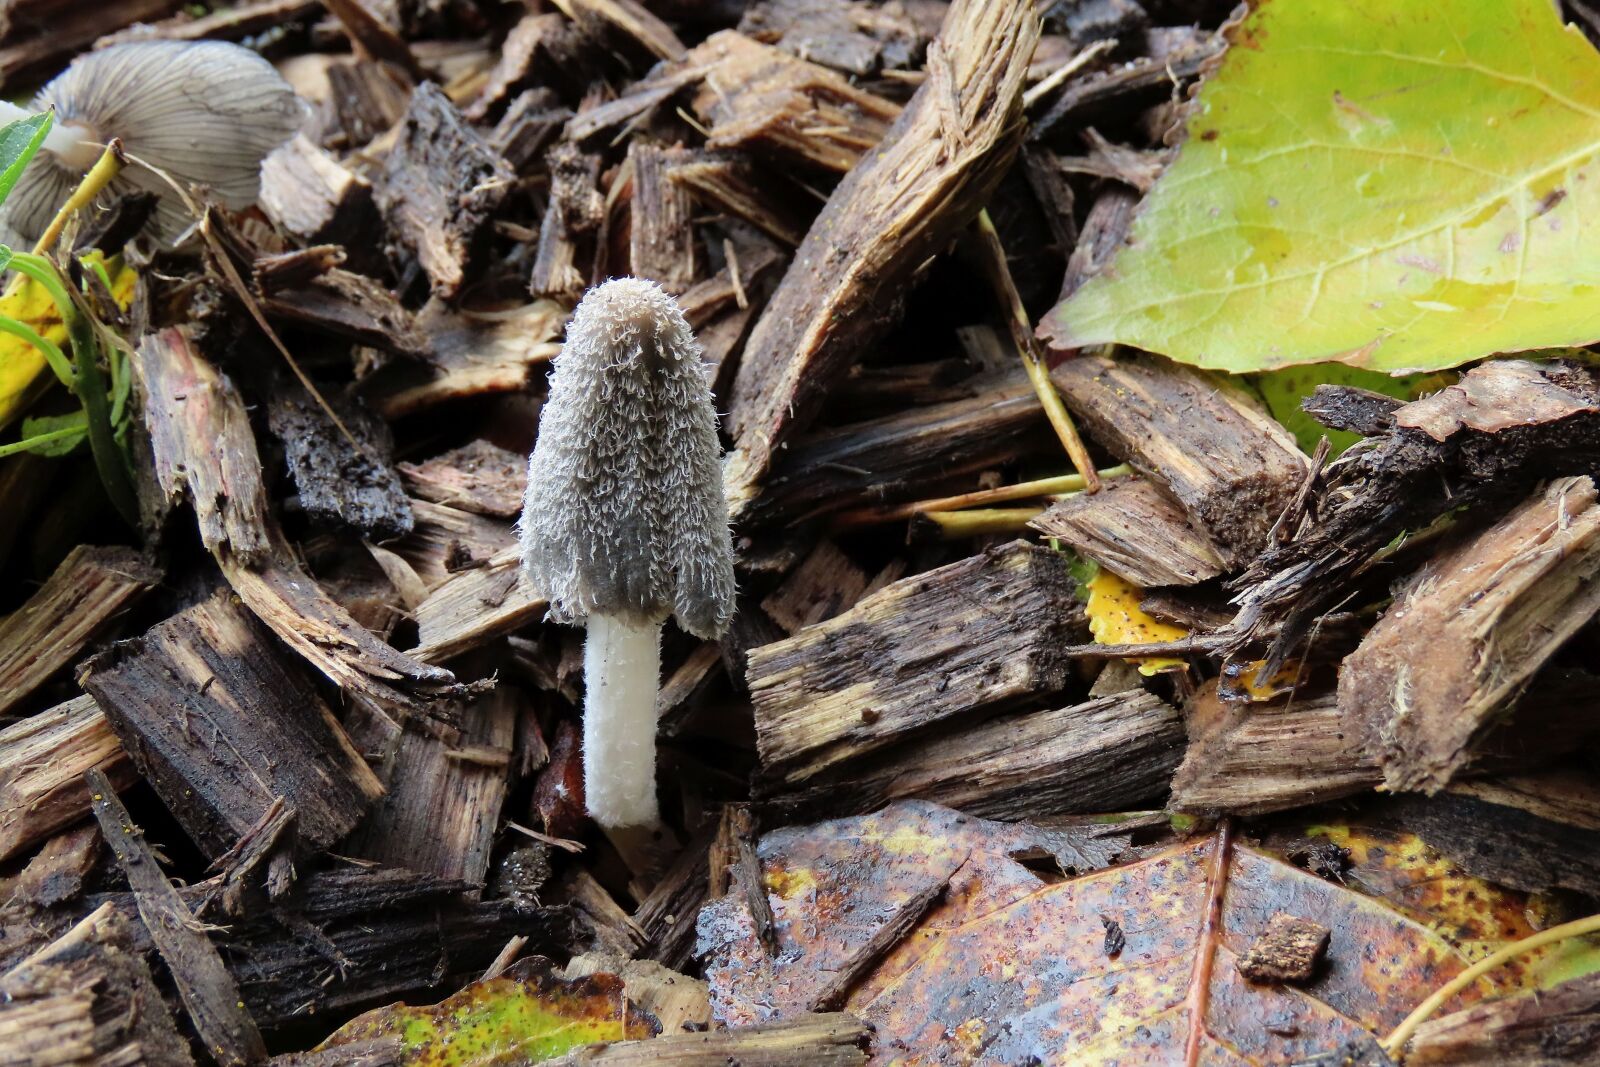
[81,591,384,859]
[393,499,517,588]
[1234,360,1600,669]
[627,141,697,291]
[0,0,181,90]
[763,689,1182,819]
[681,31,900,173]
[347,687,516,886]
[0,905,196,1067]
[747,371,1047,527]
[0,696,132,862]
[399,440,527,518]
[738,0,926,76]
[631,819,717,969]
[668,154,809,249]
[412,548,547,663]
[467,15,587,121]
[544,1013,869,1066]
[0,544,159,716]
[1049,353,1307,569]
[1030,477,1224,587]
[750,541,1083,785]
[265,383,414,541]
[724,0,1039,517]
[1170,683,1376,817]
[378,83,514,298]
[1342,476,1600,794]
[88,769,267,1066]
[551,0,686,61]
[259,134,377,247]
[136,327,460,717]
[1407,971,1600,1065]
[365,300,564,419]
[760,541,871,633]
[1236,914,1329,985]
[259,268,428,355]
[10,823,101,908]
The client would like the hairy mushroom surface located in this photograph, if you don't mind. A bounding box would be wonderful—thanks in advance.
[521,277,736,831]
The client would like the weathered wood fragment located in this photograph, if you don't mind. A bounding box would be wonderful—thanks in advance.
[136,327,461,717]
[1342,476,1600,794]
[544,1013,869,1066]
[364,300,564,419]
[0,905,195,1067]
[632,821,717,969]
[0,0,181,90]
[97,0,321,44]
[1406,971,1600,1066]
[489,90,573,171]
[7,824,100,909]
[348,687,517,886]
[466,14,587,121]
[412,548,546,662]
[1384,771,1600,898]
[1234,359,1600,670]
[1049,353,1307,569]
[1056,184,1139,299]
[81,590,384,859]
[259,268,428,356]
[0,545,159,716]
[724,0,1039,516]
[1169,683,1376,817]
[88,769,267,1066]
[399,440,526,518]
[322,0,425,80]
[680,31,899,172]
[259,134,378,248]
[379,83,514,297]
[327,58,411,147]
[739,0,926,75]
[1031,25,1223,141]
[266,383,415,540]
[558,866,646,958]
[750,541,1084,784]
[393,498,517,588]
[1031,476,1224,587]
[764,689,1182,818]
[627,141,697,291]
[667,154,809,248]
[760,541,870,633]
[530,142,603,302]
[552,0,686,61]
[745,371,1047,527]
[0,696,133,862]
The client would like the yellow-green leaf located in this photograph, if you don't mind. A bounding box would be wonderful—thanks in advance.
[1083,569,1186,676]
[1041,0,1600,374]
[317,957,660,1066]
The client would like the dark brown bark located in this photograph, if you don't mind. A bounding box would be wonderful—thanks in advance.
[1031,476,1225,587]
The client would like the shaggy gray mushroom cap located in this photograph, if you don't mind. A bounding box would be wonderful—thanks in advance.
[5,40,305,245]
[521,277,736,640]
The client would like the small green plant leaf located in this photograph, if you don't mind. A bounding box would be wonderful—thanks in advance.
[15,409,87,456]
[317,957,660,1065]
[0,111,51,210]
[1041,0,1600,374]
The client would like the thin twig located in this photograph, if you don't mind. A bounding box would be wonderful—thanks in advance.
[833,464,1131,528]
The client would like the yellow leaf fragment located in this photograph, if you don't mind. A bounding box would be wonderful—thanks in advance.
[1084,569,1187,676]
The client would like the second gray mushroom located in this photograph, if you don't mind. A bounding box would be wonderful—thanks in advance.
[520,277,736,831]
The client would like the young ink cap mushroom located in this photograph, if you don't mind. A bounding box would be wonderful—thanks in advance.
[0,41,306,245]
[521,277,736,830]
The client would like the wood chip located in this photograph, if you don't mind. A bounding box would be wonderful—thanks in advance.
[1236,914,1329,984]
[259,133,378,248]
[723,0,1039,517]
[750,540,1084,785]
[0,695,132,862]
[1050,353,1308,569]
[1341,476,1600,794]
[626,140,698,292]
[0,544,159,716]
[398,439,527,518]
[87,768,268,1066]
[411,548,547,663]
[81,590,385,859]
[1031,476,1225,587]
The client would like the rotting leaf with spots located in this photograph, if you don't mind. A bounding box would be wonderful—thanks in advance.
[316,956,660,1065]
[699,800,1600,1064]
[1083,566,1187,676]
[1040,0,1600,374]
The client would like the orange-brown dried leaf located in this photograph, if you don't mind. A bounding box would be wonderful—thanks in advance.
[699,801,1567,1064]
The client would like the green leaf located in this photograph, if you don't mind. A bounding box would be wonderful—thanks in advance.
[14,409,87,456]
[0,111,51,210]
[1041,0,1600,374]
[317,957,659,1066]
[1253,365,1444,455]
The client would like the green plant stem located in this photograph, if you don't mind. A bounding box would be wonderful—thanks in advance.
[0,315,71,387]
[32,140,123,256]
[0,423,83,458]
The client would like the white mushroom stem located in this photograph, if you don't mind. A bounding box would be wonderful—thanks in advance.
[582,613,663,830]
[0,101,99,170]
